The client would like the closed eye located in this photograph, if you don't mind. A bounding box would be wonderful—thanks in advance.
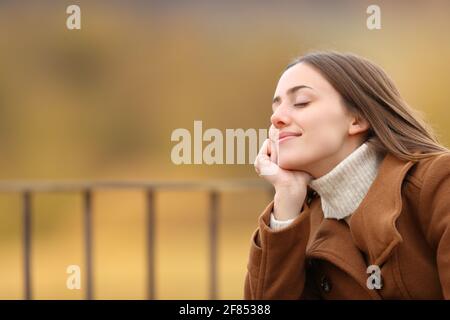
[294,102,310,107]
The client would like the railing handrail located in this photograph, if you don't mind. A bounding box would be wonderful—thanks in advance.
[0,179,272,192]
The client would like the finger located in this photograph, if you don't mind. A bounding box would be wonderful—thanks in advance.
[259,155,279,176]
[268,125,279,143]
[255,139,271,173]
[270,139,278,164]
[257,140,280,177]
[259,138,270,157]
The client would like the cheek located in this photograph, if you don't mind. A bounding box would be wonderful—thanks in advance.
[307,108,348,143]
[309,124,345,149]
[277,108,348,169]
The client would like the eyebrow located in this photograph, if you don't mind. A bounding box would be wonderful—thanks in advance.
[272,85,314,104]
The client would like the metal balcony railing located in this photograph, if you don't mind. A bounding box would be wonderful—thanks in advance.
[0,180,273,300]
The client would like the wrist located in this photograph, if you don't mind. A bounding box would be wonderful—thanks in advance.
[273,191,306,221]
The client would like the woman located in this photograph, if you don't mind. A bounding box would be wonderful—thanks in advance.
[245,51,450,299]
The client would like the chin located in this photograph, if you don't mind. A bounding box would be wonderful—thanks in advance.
[278,158,304,171]
[278,150,312,171]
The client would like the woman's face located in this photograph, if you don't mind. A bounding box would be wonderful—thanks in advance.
[270,62,368,178]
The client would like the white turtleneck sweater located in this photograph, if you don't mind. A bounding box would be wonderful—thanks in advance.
[269,142,384,230]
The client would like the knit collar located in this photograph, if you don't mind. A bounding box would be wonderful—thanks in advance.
[308,142,384,220]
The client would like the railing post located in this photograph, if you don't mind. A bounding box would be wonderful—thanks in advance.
[209,190,219,300]
[146,189,156,300]
[83,190,94,300]
[22,191,32,300]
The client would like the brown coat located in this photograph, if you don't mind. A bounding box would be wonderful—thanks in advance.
[244,152,450,299]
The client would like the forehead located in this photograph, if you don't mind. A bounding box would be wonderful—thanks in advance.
[274,62,332,95]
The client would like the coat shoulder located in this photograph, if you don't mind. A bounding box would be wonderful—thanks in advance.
[405,152,450,187]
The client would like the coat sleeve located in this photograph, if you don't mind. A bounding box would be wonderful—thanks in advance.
[243,200,316,299]
[419,152,450,298]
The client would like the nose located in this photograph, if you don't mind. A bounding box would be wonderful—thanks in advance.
[270,104,291,129]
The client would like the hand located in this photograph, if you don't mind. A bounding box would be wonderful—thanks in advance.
[254,126,313,220]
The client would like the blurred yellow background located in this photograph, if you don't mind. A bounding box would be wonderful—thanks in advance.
[0,0,449,299]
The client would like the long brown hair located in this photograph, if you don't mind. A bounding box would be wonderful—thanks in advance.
[286,51,448,162]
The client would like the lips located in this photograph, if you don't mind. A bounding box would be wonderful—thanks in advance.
[278,131,302,142]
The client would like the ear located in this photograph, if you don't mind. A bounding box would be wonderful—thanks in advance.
[348,114,370,136]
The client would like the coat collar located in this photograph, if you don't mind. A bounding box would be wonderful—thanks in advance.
[306,151,416,268]
[349,152,416,266]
